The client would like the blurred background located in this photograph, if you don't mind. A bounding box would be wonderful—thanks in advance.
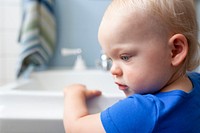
[0,0,111,86]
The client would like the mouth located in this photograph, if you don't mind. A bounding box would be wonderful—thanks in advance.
[115,82,129,91]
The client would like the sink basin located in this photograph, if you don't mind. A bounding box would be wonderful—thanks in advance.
[14,69,123,93]
[0,69,125,133]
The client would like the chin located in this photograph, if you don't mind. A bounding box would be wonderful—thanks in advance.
[123,89,135,97]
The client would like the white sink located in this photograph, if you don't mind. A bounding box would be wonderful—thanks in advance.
[0,69,124,133]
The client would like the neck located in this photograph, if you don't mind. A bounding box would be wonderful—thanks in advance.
[160,70,192,93]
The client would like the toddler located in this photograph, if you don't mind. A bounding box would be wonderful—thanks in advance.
[63,0,200,132]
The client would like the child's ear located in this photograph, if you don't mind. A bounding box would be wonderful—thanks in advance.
[168,34,188,66]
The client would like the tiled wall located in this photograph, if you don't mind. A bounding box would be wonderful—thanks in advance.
[0,0,21,86]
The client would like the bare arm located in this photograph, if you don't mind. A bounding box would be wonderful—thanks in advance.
[63,84,106,133]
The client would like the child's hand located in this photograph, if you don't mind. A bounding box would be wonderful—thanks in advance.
[63,84,105,133]
[64,84,102,100]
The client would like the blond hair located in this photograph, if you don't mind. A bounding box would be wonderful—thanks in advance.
[108,0,200,71]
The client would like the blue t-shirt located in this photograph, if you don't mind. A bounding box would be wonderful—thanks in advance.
[101,72,200,133]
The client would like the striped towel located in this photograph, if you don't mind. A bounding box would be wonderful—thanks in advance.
[17,0,56,78]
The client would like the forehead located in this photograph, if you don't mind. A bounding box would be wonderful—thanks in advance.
[98,8,163,45]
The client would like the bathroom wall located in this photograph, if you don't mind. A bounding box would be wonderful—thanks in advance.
[50,0,111,69]
[0,0,21,86]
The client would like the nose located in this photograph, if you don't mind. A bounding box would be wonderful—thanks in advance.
[110,63,122,76]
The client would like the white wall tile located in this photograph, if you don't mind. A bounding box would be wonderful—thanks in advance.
[0,58,3,81]
[0,39,3,57]
[4,6,21,29]
[0,57,7,79]
[0,6,3,30]
[2,31,20,55]
[0,80,6,86]
[0,0,21,6]
[5,57,18,80]
[0,57,18,86]
[0,0,20,86]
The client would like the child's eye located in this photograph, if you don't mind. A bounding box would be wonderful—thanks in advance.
[120,55,131,61]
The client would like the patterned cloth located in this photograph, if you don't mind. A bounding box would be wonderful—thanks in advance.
[17,0,56,78]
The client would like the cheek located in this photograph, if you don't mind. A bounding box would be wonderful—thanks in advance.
[124,68,146,87]
[124,63,171,93]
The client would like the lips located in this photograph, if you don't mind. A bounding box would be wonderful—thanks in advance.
[115,82,128,91]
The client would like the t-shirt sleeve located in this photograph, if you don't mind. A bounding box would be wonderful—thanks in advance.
[100,94,157,133]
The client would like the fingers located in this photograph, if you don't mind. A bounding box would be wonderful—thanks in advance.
[86,90,102,99]
[64,84,102,99]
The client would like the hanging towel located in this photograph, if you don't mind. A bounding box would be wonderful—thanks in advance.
[17,0,56,78]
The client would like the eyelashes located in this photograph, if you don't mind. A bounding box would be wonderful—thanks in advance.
[120,55,131,61]
[107,55,132,62]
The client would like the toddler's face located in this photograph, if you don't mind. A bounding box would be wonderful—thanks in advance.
[98,10,174,96]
